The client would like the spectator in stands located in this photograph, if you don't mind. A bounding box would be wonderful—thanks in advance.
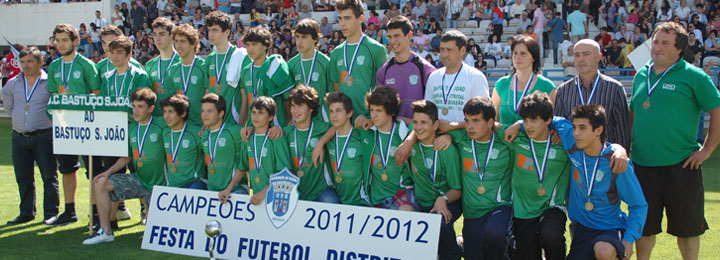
[627,7,639,24]
[596,27,613,48]
[79,24,91,58]
[476,53,487,70]
[657,0,672,22]
[445,0,463,29]
[688,32,703,67]
[490,1,504,40]
[517,11,532,34]
[192,9,205,28]
[94,10,107,29]
[250,7,262,26]
[547,11,566,65]
[389,4,401,19]
[412,0,426,20]
[427,19,440,36]
[617,38,634,71]
[366,0,376,11]
[675,0,691,20]
[567,4,588,43]
[606,0,619,30]
[90,23,101,56]
[603,39,621,68]
[130,2,146,34]
[509,0,525,18]
[524,25,538,42]
[287,5,299,25]
[484,35,503,67]
[430,28,443,51]
[709,14,720,34]
[705,30,720,68]
[300,5,312,20]
[688,22,703,43]
[631,26,648,44]
[329,30,342,47]
[320,17,333,38]
[689,4,708,25]
[562,45,578,76]
[467,38,481,59]
[111,5,125,33]
[413,28,430,52]
[503,36,513,59]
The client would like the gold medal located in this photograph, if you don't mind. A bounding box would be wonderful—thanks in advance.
[170,165,177,173]
[255,176,261,184]
[643,99,650,109]
[209,167,215,174]
[585,201,594,211]
[24,105,31,111]
[381,172,389,181]
[297,169,305,177]
[477,185,486,194]
[137,160,144,168]
[198,130,204,136]
[347,77,353,87]
[442,108,449,115]
[537,186,546,196]
[335,175,343,183]
[159,88,165,94]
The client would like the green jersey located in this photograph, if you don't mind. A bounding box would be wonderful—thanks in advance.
[408,142,462,209]
[96,57,143,79]
[162,123,206,187]
[145,53,181,117]
[205,46,240,125]
[327,128,372,206]
[288,51,332,122]
[369,121,413,205]
[100,64,151,97]
[129,116,167,191]
[47,53,100,94]
[494,74,556,125]
[329,36,388,117]
[202,123,245,191]
[165,57,208,126]
[240,55,294,127]
[239,131,292,192]
[505,126,571,219]
[284,120,332,201]
[448,129,513,219]
[630,59,720,166]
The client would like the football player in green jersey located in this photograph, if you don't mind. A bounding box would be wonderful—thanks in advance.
[96,25,142,77]
[83,88,166,245]
[46,23,101,226]
[289,18,332,122]
[160,94,207,189]
[145,17,179,117]
[101,36,151,98]
[408,100,463,259]
[166,24,208,126]
[205,11,242,125]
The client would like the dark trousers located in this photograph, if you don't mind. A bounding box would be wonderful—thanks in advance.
[423,200,463,260]
[513,208,567,260]
[12,130,60,218]
[463,205,514,260]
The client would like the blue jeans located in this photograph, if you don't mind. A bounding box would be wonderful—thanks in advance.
[446,18,457,29]
[183,180,207,190]
[230,6,242,14]
[92,42,102,56]
[12,130,59,218]
[423,200,463,260]
[552,38,562,64]
[463,205,513,260]
[232,185,249,194]
[314,188,340,203]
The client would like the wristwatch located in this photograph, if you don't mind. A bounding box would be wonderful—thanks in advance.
[441,194,449,202]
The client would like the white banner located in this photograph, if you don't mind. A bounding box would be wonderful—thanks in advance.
[52,110,129,157]
[142,181,442,259]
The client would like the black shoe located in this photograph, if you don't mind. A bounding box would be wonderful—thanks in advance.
[46,211,77,226]
[7,215,34,225]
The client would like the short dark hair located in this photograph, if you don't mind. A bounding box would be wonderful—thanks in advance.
[160,94,190,121]
[205,11,233,32]
[152,17,175,33]
[366,86,401,122]
[53,23,79,41]
[99,25,123,37]
[440,30,467,51]
[335,0,365,17]
[200,93,227,116]
[243,26,273,49]
[463,97,496,121]
[293,18,323,43]
[288,84,320,118]
[108,36,133,55]
[325,91,354,113]
[571,104,608,142]
[251,96,277,117]
[19,46,42,63]
[130,88,157,107]
[411,100,438,122]
[518,92,554,121]
[387,15,413,35]
[652,22,689,51]
[511,35,542,73]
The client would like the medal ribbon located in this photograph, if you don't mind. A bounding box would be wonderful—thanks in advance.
[180,57,197,95]
[419,144,438,184]
[112,70,129,96]
[293,122,314,169]
[252,128,270,170]
[376,122,396,171]
[441,64,463,106]
[300,50,318,86]
[214,46,233,87]
[251,65,262,97]
[512,73,534,113]
[23,75,40,103]
[208,123,226,165]
[646,60,679,98]
[158,52,177,85]
[170,122,187,164]
[136,117,153,159]
[334,127,354,173]
[471,133,495,182]
[575,71,601,105]
[528,133,552,184]
[343,35,365,79]
[61,54,77,87]
[582,145,603,200]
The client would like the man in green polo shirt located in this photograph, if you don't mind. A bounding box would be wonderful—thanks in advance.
[632,22,720,260]
[145,17,180,117]
[160,94,207,189]
[165,24,208,127]
[82,88,166,245]
[46,23,101,226]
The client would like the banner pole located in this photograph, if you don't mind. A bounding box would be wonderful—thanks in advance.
[88,155,94,235]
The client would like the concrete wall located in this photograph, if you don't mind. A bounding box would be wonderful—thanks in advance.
[0,1,112,47]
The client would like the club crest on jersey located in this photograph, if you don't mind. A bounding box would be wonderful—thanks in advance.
[409,75,419,85]
[151,71,158,77]
[337,60,343,66]
[73,71,82,79]
[191,76,198,84]
[218,137,226,147]
[662,83,676,91]
[347,148,357,158]
[596,170,605,182]
[386,78,396,85]
[312,72,320,81]
[294,74,302,81]
[357,56,365,65]
[150,134,158,142]
[265,168,300,229]
[309,138,318,147]
[182,139,190,148]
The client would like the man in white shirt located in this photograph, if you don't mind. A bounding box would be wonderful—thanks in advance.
[94,10,108,29]
[509,0,526,18]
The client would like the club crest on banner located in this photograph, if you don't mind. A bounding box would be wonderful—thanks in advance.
[265,168,300,229]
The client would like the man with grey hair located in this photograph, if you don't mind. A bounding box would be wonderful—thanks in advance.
[554,39,631,148]
[2,46,60,225]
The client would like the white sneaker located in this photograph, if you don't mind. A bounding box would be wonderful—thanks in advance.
[117,208,131,220]
[82,233,115,245]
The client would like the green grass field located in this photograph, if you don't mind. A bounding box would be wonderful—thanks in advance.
[0,117,717,259]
